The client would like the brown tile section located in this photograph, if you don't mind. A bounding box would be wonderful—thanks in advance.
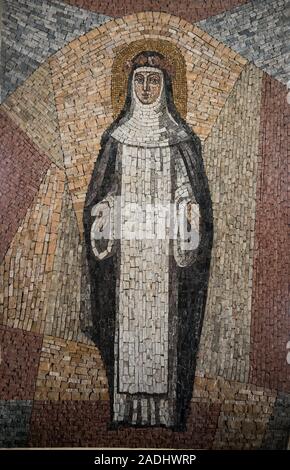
[28,375,277,448]
[192,376,276,449]
[0,110,51,263]
[35,337,108,401]
[0,166,66,334]
[250,74,290,393]
[0,174,93,344]
[64,0,249,22]
[0,325,43,400]
[28,400,220,448]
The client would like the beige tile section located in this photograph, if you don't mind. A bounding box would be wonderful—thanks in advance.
[192,376,276,450]
[196,63,263,383]
[2,63,64,167]
[44,185,92,345]
[0,168,92,344]
[0,165,65,333]
[50,12,247,233]
[35,336,108,401]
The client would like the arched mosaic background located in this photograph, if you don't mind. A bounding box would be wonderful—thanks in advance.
[0,0,289,449]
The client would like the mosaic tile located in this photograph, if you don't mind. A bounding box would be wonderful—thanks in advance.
[44,187,90,344]
[0,326,42,400]
[0,166,65,333]
[192,376,277,450]
[27,376,278,449]
[2,62,64,167]
[198,0,290,84]
[0,109,51,263]
[0,401,32,448]
[1,0,110,102]
[28,400,220,448]
[196,63,263,383]
[250,74,290,393]
[262,393,290,450]
[0,0,288,450]
[63,0,250,23]
[35,336,108,401]
[0,166,97,348]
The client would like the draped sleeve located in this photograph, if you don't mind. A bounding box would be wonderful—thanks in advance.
[174,137,213,277]
[81,136,120,347]
[83,137,120,259]
[173,146,200,267]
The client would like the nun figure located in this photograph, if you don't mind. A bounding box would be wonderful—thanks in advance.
[83,51,213,429]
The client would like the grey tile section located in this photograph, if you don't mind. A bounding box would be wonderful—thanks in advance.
[262,393,290,450]
[1,0,110,102]
[196,63,263,383]
[198,0,290,84]
[0,400,32,448]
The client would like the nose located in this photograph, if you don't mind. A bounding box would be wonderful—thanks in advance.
[143,76,149,92]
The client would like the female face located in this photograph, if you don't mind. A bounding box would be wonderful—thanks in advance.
[134,70,163,105]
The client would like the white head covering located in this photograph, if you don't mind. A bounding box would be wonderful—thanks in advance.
[111,67,189,148]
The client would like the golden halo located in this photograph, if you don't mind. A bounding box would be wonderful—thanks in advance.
[111,39,187,119]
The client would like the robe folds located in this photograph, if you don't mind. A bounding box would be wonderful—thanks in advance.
[82,133,213,429]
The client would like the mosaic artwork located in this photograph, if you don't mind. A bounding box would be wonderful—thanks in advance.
[83,50,213,428]
[0,0,289,449]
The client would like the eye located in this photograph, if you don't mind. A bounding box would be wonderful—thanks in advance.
[149,75,161,85]
[134,74,144,84]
